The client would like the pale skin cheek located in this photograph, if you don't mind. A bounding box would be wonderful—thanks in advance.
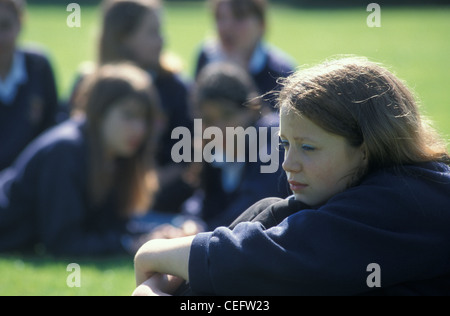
[317,160,340,186]
[305,158,334,188]
[307,162,347,204]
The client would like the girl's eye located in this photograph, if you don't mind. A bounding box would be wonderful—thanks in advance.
[301,144,315,151]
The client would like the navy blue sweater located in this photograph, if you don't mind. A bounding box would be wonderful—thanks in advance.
[0,49,59,172]
[0,119,128,256]
[153,71,193,167]
[189,162,450,295]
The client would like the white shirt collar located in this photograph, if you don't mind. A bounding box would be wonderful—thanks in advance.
[248,42,267,74]
[0,51,28,105]
[205,39,267,75]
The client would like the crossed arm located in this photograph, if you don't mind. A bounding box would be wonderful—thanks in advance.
[133,236,195,296]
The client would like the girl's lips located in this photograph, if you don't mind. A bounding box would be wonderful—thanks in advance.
[288,180,308,192]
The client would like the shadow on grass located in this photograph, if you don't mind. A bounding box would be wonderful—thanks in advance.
[0,252,133,269]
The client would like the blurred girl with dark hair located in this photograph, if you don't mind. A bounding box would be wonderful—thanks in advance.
[95,0,193,176]
[195,0,295,108]
[0,63,161,256]
[66,0,195,215]
[192,62,289,228]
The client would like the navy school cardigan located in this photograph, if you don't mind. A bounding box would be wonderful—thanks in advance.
[188,162,450,295]
[0,119,128,256]
[0,49,59,172]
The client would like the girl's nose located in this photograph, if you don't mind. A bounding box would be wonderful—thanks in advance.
[282,146,302,174]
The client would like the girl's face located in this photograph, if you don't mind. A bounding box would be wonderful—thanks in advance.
[0,4,20,57]
[279,109,367,207]
[200,100,255,155]
[124,10,163,70]
[201,100,253,130]
[101,98,148,158]
[215,2,264,62]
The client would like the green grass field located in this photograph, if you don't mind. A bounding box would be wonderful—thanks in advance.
[1,2,449,296]
[0,255,134,296]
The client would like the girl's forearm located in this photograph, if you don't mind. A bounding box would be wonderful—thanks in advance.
[134,235,195,286]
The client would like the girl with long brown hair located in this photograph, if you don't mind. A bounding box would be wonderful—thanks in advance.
[0,63,160,256]
[97,0,193,179]
[68,0,194,212]
[133,56,450,296]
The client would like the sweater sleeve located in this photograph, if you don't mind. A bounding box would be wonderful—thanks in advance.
[188,170,450,295]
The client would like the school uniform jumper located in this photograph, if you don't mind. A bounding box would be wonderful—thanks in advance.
[188,162,450,295]
[0,119,128,256]
[0,49,59,172]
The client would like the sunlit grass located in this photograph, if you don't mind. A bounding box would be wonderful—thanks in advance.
[0,255,135,296]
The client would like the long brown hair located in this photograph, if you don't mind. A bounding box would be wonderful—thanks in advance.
[277,56,449,175]
[75,63,161,217]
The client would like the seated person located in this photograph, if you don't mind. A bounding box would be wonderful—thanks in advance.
[0,0,59,171]
[133,57,450,296]
[195,0,295,108]
[157,62,289,230]
[69,0,193,184]
[0,63,161,256]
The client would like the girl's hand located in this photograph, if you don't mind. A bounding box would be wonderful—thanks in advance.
[132,273,184,296]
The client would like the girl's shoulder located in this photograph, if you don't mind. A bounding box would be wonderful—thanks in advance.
[35,119,86,152]
[326,162,450,219]
[12,119,87,170]
[264,44,296,72]
[17,46,55,70]
[363,162,450,187]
